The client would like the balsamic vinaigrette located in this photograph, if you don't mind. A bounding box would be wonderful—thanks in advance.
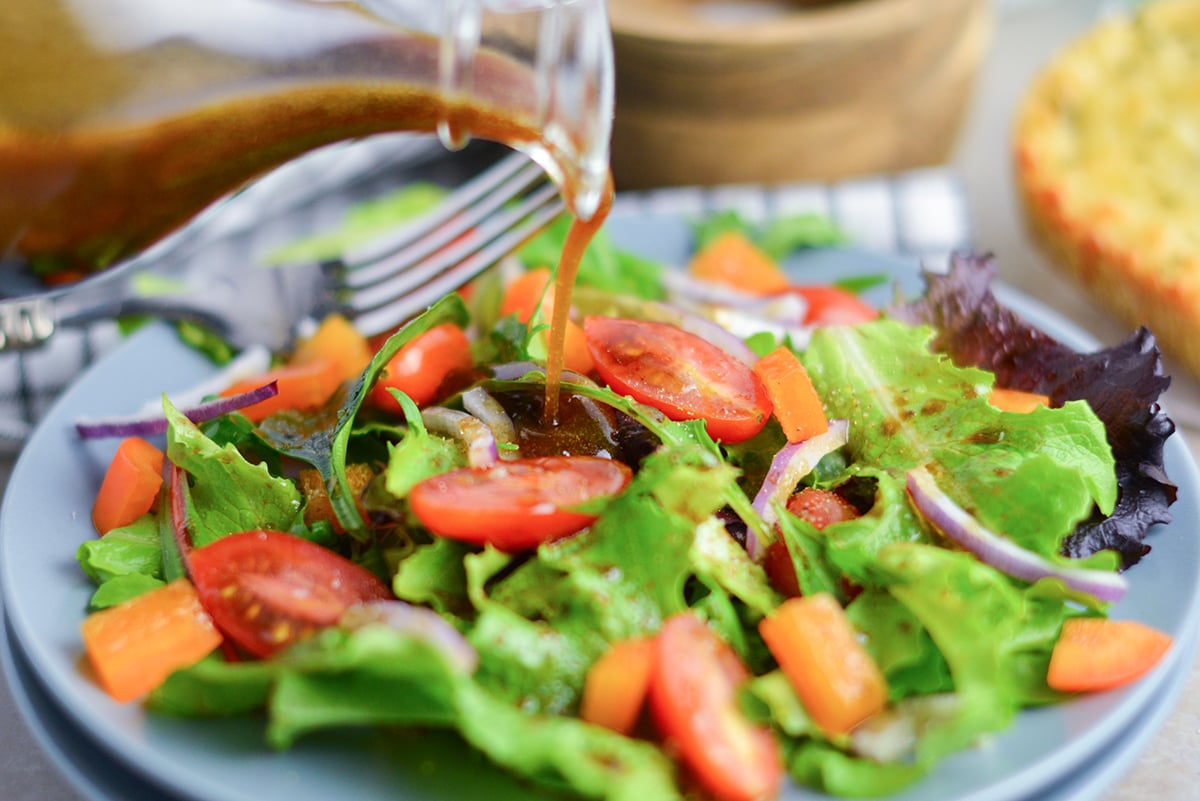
[544,175,614,422]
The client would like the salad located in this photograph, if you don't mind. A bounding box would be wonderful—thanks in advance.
[72,205,1179,801]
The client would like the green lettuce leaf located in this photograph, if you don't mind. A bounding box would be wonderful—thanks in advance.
[459,442,739,714]
[383,390,464,499]
[87,574,165,610]
[803,320,1116,561]
[76,513,162,585]
[164,398,302,547]
[456,682,681,801]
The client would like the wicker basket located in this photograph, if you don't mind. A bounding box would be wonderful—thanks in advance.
[608,0,991,189]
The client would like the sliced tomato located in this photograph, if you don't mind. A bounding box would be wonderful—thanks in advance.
[583,316,772,443]
[189,530,393,658]
[786,285,878,326]
[786,487,860,530]
[762,540,802,598]
[369,323,475,411]
[648,613,783,801]
[408,456,632,551]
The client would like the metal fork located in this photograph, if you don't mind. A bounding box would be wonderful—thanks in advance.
[0,150,565,353]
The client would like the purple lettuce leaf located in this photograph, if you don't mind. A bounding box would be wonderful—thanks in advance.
[887,251,1177,569]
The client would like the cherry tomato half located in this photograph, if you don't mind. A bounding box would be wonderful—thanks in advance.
[786,487,861,530]
[787,285,878,326]
[408,456,632,551]
[189,530,393,658]
[583,316,772,443]
[369,323,475,411]
[649,613,783,801]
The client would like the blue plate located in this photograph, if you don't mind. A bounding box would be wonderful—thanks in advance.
[2,212,1198,801]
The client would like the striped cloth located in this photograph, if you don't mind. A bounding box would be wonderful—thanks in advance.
[0,138,970,455]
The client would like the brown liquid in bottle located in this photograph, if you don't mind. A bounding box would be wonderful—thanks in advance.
[0,1,606,280]
[2,0,611,416]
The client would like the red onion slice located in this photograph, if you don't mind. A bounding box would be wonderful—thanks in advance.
[660,270,767,309]
[75,381,280,439]
[663,272,814,349]
[168,463,195,579]
[905,466,1128,603]
[340,600,478,674]
[461,387,518,458]
[670,304,760,365]
[420,407,499,468]
[752,420,850,528]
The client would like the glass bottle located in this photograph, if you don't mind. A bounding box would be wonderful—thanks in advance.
[0,0,613,282]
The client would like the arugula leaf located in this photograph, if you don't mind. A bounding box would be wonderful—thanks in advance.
[254,294,469,538]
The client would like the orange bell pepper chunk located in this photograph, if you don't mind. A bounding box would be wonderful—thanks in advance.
[988,387,1051,414]
[758,593,888,735]
[753,346,829,443]
[500,266,594,375]
[81,578,223,703]
[1047,617,1172,693]
[91,436,165,535]
[222,360,342,422]
[687,231,789,296]
[579,636,655,735]
[290,314,372,386]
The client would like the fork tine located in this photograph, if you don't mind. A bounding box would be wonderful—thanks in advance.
[342,157,550,291]
[345,150,536,269]
[346,189,566,338]
[342,180,562,313]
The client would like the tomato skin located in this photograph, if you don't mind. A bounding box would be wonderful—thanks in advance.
[189,530,393,658]
[583,316,772,444]
[787,484,864,527]
[785,487,860,530]
[763,540,803,598]
[648,613,783,801]
[408,456,632,551]
[369,323,474,411]
[786,285,878,326]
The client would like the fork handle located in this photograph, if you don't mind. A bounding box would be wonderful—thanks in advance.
[0,272,219,352]
[0,296,55,351]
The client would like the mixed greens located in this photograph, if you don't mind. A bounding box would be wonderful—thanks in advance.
[75,204,1178,801]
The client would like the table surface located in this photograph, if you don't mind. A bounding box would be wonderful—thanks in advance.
[3,1,1197,800]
